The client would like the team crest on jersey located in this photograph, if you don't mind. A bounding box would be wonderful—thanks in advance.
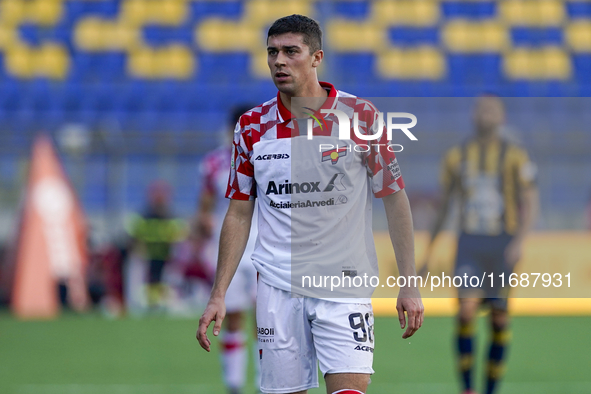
[321,146,347,165]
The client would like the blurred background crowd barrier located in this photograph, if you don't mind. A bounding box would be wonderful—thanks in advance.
[0,0,590,315]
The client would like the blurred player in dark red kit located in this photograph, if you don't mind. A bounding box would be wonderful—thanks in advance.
[129,181,185,310]
[422,95,539,394]
[194,106,259,394]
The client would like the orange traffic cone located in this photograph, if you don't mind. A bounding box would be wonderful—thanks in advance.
[12,134,89,319]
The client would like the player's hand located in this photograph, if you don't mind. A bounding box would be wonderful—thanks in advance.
[196,295,226,352]
[396,287,424,339]
[504,238,523,268]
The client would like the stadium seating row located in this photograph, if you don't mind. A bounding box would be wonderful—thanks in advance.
[0,0,590,81]
[2,0,591,27]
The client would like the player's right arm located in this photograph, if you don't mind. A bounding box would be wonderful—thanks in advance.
[419,146,460,276]
[197,114,256,352]
[196,198,255,352]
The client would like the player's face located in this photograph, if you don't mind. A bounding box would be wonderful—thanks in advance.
[474,96,505,137]
[267,33,322,96]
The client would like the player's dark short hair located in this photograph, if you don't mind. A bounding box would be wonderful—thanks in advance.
[267,14,322,54]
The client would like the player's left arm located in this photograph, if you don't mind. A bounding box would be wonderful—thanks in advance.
[383,190,424,339]
[194,157,217,239]
[505,150,539,266]
[194,188,215,239]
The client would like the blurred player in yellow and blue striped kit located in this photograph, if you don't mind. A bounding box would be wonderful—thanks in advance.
[423,95,539,394]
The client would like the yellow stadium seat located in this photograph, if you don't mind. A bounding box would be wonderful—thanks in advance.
[244,0,313,27]
[75,19,139,51]
[120,0,188,26]
[566,21,591,52]
[158,45,194,79]
[327,20,386,52]
[0,25,18,50]
[128,45,195,79]
[111,23,141,50]
[443,21,509,53]
[27,0,63,26]
[37,43,69,79]
[120,0,149,26]
[74,18,106,50]
[128,46,157,78]
[371,0,439,27]
[197,19,260,51]
[251,49,270,78]
[158,0,188,26]
[4,44,35,79]
[377,46,445,80]
[503,47,571,80]
[0,0,27,26]
[499,0,565,26]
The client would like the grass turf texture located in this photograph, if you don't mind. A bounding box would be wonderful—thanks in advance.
[1,313,589,394]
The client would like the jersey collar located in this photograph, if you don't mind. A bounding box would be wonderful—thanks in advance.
[276,81,338,124]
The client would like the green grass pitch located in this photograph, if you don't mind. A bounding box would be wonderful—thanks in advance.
[1,312,589,394]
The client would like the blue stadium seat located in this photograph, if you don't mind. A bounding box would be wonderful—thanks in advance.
[331,53,376,86]
[333,1,371,20]
[388,27,440,47]
[197,53,250,84]
[573,54,591,83]
[18,24,42,46]
[142,26,193,47]
[442,1,496,19]
[566,1,591,19]
[64,0,121,20]
[511,27,563,47]
[189,0,244,23]
[0,80,21,111]
[448,54,502,86]
[164,111,190,133]
[36,108,66,132]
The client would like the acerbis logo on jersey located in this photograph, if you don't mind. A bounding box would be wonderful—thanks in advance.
[354,345,374,353]
[255,153,290,160]
[265,174,346,195]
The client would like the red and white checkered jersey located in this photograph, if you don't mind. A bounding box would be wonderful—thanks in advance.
[199,146,257,273]
[226,82,405,301]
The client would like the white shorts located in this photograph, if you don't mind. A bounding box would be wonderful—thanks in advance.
[256,280,374,394]
[225,258,257,313]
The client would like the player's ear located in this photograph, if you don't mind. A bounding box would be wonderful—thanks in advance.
[312,49,324,68]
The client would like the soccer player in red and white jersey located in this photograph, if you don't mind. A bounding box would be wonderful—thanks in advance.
[198,15,424,394]
[195,107,259,394]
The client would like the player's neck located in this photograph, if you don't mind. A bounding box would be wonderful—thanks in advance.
[474,128,501,145]
[279,81,328,118]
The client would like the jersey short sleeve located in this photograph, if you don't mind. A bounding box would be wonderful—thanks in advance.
[361,107,405,198]
[511,146,537,188]
[226,119,256,200]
